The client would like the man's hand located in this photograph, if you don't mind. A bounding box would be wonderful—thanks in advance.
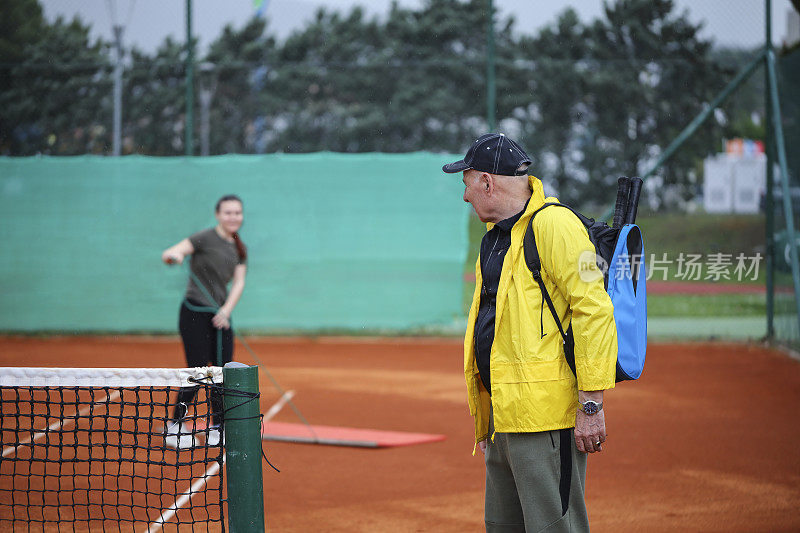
[575,409,606,453]
[575,390,606,453]
[478,439,488,455]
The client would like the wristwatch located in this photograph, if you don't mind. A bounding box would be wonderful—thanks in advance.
[578,400,603,415]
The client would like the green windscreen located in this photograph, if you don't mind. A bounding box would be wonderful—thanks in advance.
[0,154,469,333]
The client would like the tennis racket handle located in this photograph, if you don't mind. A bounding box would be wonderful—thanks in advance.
[624,177,644,225]
[613,177,631,228]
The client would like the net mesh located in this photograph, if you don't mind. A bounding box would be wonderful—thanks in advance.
[772,49,800,349]
[0,367,227,532]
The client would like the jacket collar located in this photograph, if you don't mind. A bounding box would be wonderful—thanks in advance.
[523,175,548,220]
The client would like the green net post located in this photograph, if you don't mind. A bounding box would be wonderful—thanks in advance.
[223,362,265,532]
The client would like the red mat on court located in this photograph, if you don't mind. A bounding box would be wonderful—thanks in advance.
[262,422,446,448]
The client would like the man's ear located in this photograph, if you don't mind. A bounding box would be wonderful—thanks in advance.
[482,173,492,194]
[481,172,494,192]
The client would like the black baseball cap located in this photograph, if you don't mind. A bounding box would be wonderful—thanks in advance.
[442,133,531,176]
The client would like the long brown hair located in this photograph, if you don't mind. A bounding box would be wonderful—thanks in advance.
[216,195,247,262]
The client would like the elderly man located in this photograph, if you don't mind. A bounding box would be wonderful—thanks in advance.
[443,133,617,532]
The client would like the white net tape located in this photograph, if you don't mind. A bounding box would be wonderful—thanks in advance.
[0,367,223,388]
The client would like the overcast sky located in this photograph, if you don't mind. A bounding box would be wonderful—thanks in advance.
[41,0,797,54]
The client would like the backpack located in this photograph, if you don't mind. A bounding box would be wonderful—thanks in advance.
[522,177,647,382]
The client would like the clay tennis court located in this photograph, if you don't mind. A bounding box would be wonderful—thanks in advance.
[1,336,799,532]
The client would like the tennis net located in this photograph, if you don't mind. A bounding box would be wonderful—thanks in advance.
[0,366,255,532]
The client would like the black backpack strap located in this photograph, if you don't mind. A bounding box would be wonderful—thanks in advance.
[522,202,561,274]
[523,203,577,375]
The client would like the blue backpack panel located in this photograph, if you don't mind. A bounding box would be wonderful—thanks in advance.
[605,224,647,380]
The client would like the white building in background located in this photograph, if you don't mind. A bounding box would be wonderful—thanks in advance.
[786,7,800,47]
[703,10,798,215]
[703,139,767,214]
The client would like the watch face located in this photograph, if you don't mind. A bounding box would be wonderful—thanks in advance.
[582,401,599,415]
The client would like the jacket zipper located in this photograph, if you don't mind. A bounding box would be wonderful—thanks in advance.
[477,230,502,360]
[481,231,502,297]
[476,230,503,448]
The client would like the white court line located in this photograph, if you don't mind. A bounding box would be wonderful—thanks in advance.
[263,390,295,423]
[144,460,222,533]
[1,390,121,458]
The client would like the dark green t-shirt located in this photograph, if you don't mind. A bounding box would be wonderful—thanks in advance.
[185,228,245,307]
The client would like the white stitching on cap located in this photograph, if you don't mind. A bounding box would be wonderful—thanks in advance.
[507,140,529,162]
[468,136,492,166]
[492,135,503,174]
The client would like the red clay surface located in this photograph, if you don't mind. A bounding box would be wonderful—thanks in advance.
[1,336,799,532]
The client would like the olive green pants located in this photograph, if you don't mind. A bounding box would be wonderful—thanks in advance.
[484,414,589,533]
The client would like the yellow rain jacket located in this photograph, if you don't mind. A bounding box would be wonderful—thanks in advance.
[464,176,617,446]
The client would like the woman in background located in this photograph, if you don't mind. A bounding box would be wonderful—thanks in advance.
[161,194,247,448]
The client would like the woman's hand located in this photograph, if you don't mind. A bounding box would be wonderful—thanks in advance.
[162,250,184,265]
[214,265,246,331]
[212,308,230,329]
[162,238,194,265]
